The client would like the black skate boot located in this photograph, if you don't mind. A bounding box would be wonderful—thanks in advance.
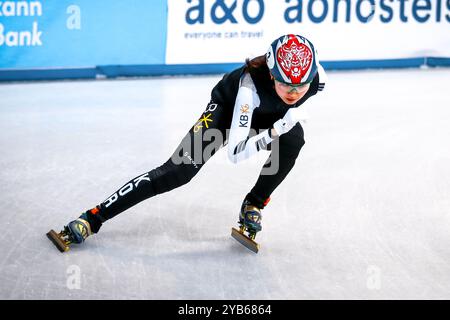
[238,199,262,239]
[66,211,93,244]
[47,207,102,252]
[231,196,269,253]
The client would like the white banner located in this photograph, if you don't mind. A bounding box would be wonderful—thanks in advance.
[166,0,450,64]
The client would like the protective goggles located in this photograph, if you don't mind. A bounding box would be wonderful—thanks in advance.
[274,79,311,93]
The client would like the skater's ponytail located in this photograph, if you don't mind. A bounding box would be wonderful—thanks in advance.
[244,55,272,86]
[245,55,266,71]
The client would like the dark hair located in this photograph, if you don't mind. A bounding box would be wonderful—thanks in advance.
[245,54,267,72]
[244,54,273,86]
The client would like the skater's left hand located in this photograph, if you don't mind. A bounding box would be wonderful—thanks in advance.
[272,107,308,136]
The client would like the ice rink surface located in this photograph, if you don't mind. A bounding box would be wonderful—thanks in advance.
[0,68,449,299]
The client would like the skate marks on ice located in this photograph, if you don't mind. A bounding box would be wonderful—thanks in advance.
[1,70,450,298]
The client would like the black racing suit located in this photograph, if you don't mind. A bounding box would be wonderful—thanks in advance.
[85,63,325,233]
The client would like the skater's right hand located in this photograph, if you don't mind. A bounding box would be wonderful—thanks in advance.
[272,107,308,136]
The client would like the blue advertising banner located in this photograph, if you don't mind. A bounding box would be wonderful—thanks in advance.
[0,0,167,72]
[0,0,449,81]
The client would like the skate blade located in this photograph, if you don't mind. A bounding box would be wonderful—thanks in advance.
[46,229,69,253]
[231,227,259,253]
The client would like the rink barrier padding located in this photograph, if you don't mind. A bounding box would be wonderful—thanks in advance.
[96,63,245,78]
[427,57,450,67]
[322,58,427,70]
[1,58,449,82]
[0,67,98,82]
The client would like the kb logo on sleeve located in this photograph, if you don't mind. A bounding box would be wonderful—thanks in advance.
[239,104,250,127]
